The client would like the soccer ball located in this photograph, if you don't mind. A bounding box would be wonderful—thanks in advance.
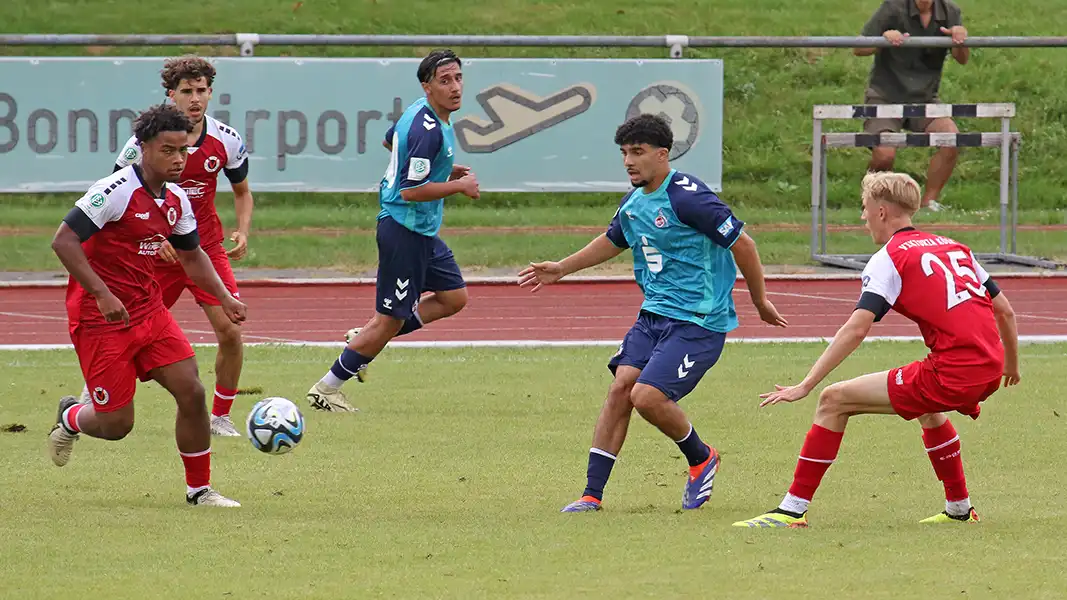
[246,397,305,455]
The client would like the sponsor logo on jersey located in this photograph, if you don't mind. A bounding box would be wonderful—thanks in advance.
[204,156,221,173]
[138,234,168,256]
[179,179,208,199]
[166,207,178,226]
[862,275,871,289]
[717,217,735,238]
[92,387,110,406]
[135,211,150,220]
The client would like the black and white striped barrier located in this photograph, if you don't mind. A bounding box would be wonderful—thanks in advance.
[807,102,1059,271]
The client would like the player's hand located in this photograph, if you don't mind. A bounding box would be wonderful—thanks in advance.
[1002,366,1021,387]
[759,382,813,407]
[457,173,480,199]
[158,239,179,263]
[449,164,471,181]
[96,292,130,326]
[517,261,565,293]
[883,30,910,46]
[755,298,788,328]
[227,231,249,260]
[221,296,247,325]
[940,25,968,44]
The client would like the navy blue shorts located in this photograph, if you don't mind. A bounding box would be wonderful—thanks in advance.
[375,215,466,319]
[608,311,727,402]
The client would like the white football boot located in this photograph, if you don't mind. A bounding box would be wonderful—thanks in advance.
[210,414,242,437]
[187,488,241,507]
[306,381,359,412]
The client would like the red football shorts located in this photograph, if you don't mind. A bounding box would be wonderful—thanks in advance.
[70,310,195,413]
[887,359,1002,421]
[157,241,239,308]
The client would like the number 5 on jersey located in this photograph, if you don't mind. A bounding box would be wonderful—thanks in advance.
[922,251,986,310]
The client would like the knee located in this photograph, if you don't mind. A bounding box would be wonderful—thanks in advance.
[937,146,960,161]
[440,289,468,316]
[869,148,896,170]
[814,384,847,420]
[608,378,636,406]
[369,313,405,337]
[173,378,207,413]
[99,412,135,440]
[629,384,665,413]
[215,321,243,351]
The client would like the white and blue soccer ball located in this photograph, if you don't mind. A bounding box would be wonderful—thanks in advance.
[246,397,304,455]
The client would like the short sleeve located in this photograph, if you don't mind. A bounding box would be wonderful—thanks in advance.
[859,246,903,305]
[170,186,198,236]
[218,125,248,170]
[946,2,963,26]
[861,0,896,36]
[74,183,130,229]
[668,175,744,249]
[114,136,141,169]
[397,114,444,190]
[606,208,627,249]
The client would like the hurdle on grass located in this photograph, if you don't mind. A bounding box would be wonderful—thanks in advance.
[810,102,1061,271]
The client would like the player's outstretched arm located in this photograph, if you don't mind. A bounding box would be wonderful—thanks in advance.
[400,176,479,202]
[992,292,1021,386]
[731,232,788,327]
[518,234,624,293]
[51,223,129,325]
[174,241,247,325]
[759,309,876,406]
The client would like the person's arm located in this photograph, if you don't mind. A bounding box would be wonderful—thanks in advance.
[855,0,895,56]
[401,179,475,202]
[227,179,254,259]
[383,123,395,151]
[991,291,1020,386]
[518,205,628,292]
[393,115,479,202]
[52,184,137,324]
[941,9,969,64]
[731,233,788,327]
[669,181,787,327]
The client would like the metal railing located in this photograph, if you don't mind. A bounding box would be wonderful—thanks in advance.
[3,34,1067,57]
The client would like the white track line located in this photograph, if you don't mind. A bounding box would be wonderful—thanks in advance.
[3,335,1067,351]
[0,311,66,321]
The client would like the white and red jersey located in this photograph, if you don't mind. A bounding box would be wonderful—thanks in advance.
[66,166,196,328]
[859,228,1004,387]
[115,115,247,248]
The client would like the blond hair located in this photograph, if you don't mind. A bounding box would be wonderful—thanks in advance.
[861,171,921,215]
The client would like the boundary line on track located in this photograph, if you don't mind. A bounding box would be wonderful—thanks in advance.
[3,270,1066,289]
[3,335,1066,351]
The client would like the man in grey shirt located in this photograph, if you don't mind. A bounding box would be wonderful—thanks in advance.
[855,0,969,211]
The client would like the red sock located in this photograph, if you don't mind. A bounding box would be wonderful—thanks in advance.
[62,404,85,433]
[787,424,845,501]
[212,385,237,418]
[180,449,211,490]
[922,420,968,502]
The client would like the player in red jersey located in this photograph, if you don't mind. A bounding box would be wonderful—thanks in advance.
[79,56,254,437]
[49,104,247,507]
[734,171,1020,528]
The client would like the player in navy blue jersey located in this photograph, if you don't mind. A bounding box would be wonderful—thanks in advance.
[306,49,480,412]
[520,114,788,512]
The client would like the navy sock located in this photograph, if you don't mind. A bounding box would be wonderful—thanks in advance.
[582,449,617,501]
[395,313,424,337]
[329,348,374,382]
[675,424,711,467]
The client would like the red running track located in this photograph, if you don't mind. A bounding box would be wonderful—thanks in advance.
[1,278,1066,347]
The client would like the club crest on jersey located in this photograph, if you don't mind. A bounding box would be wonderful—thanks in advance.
[654,209,668,228]
[92,387,110,406]
[204,156,221,173]
[167,207,178,226]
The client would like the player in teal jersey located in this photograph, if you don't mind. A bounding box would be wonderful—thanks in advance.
[306,49,480,412]
[519,114,788,512]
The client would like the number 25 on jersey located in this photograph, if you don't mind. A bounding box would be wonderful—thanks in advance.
[921,250,986,310]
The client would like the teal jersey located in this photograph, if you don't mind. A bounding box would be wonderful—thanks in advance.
[605,169,745,333]
[378,98,456,237]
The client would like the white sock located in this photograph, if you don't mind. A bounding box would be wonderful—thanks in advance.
[187,485,210,497]
[946,498,972,516]
[778,492,810,515]
[318,371,345,391]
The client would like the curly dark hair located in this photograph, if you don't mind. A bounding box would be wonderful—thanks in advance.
[133,104,194,143]
[160,55,216,90]
[614,114,674,150]
[417,48,461,83]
